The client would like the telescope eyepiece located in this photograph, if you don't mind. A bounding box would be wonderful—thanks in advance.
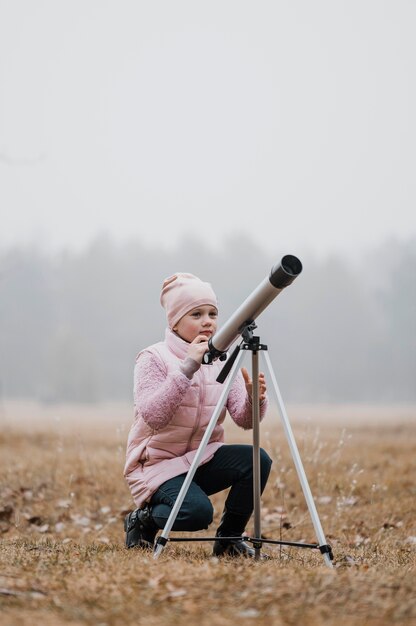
[269,255,302,289]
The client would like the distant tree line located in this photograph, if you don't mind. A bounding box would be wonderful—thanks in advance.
[0,235,414,404]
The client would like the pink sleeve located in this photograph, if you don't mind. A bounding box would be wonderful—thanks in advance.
[226,370,268,429]
[134,351,192,430]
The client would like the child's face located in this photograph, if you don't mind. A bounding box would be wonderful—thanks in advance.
[173,305,218,343]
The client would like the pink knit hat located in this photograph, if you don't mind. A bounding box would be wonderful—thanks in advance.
[160,273,218,329]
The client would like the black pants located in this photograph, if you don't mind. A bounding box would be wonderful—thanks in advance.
[150,444,272,532]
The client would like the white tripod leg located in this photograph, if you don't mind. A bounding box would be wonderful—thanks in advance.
[153,349,246,559]
[251,349,262,560]
[263,352,333,568]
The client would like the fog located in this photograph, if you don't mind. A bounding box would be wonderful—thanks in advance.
[0,235,414,405]
[1,3,415,406]
[1,1,416,258]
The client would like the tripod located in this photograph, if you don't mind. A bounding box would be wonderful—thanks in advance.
[153,325,334,567]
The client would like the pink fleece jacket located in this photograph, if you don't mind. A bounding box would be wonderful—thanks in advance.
[124,329,268,508]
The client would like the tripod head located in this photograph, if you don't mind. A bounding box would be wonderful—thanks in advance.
[203,255,302,365]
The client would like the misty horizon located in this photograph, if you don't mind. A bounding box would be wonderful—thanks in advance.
[0,234,414,406]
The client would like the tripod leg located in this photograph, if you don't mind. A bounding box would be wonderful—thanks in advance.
[262,352,334,568]
[153,349,247,559]
[251,350,262,560]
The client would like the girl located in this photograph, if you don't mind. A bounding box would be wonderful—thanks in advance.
[124,273,272,557]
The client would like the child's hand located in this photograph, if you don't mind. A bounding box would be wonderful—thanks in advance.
[187,335,210,364]
[241,367,267,403]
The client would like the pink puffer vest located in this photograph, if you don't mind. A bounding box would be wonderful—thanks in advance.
[124,331,228,508]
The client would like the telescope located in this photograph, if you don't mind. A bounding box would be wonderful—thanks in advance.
[153,254,334,568]
[203,254,302,364]
[155,252,334,567]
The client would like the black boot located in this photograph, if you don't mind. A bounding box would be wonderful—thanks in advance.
[213,508,269,559]
[124,504,158,550]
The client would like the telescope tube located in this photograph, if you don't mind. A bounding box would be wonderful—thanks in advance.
[205,255,302,361]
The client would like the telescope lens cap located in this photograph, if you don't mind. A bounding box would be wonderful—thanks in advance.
[281,255,302,276]
[270,255,302,288]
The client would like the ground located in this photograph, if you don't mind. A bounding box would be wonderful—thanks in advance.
[0,401,415,626]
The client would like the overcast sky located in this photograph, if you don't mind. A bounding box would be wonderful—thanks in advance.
[1,1,415,259]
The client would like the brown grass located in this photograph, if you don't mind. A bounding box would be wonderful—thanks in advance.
[0,401,415,626]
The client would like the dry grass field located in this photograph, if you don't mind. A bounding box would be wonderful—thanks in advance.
[0,401,415,626]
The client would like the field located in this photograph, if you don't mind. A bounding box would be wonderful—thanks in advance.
[0,401,415,626]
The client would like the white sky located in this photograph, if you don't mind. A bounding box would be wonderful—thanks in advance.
[0,1,415,258]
